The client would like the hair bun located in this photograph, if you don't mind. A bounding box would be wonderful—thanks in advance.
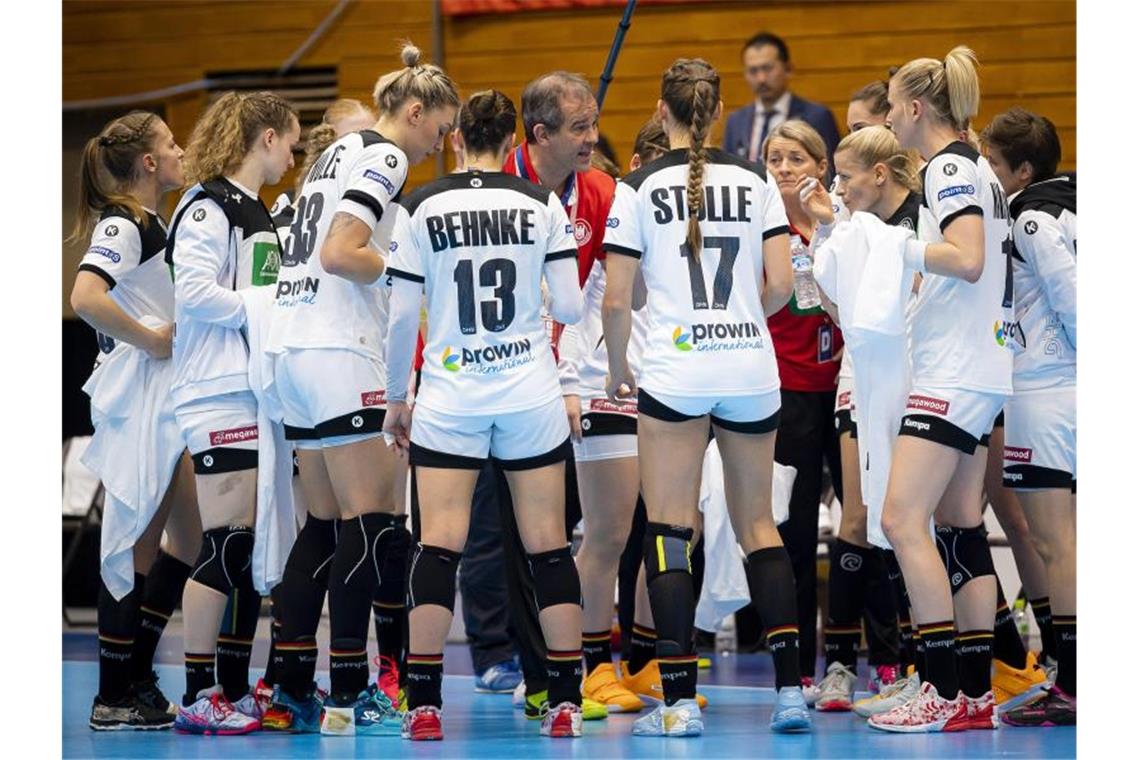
[400,42,422,68]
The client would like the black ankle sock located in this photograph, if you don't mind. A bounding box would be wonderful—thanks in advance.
[1054,616,1076,696]
[628,624,657,675]
[956,630,994,698]
[184,652,216,705]
[330,638,369,702]
[993,589,1028,669]
[131,553,191,683]
[917,622,958,698]
[97,576,143,702]
[374,521,410,669]
[406,653,444,709]
[898,617,914,671]
[1030,597,1056,661]
[216,582,260,701]
[547,649,584,706]
[263,596,282,688]
[278,637,319,701]
[656,640,697,705]
[825,540,874,669]
[582,631,612,675]
[744,547,801,688]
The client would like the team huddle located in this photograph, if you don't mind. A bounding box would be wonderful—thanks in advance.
[69,35,1076,743]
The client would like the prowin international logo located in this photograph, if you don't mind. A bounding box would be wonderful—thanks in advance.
[441,339,535,375]
[672,326,693,351]
[442,347,461,372]
[993,320,1006,346]
[671,322,764,353]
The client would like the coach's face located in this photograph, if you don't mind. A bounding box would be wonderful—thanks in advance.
[538,93,599,177]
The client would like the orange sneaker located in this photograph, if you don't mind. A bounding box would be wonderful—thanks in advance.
[582,663,644,713]
[619,660,708,709]
[993,650,1048,714]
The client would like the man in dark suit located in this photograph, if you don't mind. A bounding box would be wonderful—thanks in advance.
[723,31,841,177]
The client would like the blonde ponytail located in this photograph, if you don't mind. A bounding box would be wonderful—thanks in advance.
[892,46,980,132]
[835,125,920,193]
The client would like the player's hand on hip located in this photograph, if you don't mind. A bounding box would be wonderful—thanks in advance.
[564,394,583,442]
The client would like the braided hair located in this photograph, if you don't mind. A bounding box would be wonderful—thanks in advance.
[660,59,720,258]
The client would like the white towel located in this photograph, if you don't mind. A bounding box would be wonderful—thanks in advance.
[81,316,183,600]
[240,287,297,594]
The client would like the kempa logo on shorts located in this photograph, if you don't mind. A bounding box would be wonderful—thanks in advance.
[441,339,535,374]
[903,419,931,433]
[1004,446,1033,463]
[672,321,764,352]
[351,415,364,428]
[202,455,214,468]
[907,395,949,415]
[574,218,592,245]
[839,552,863,572]
[209,425,258,446]
[361,390,386,407]
[1025,220,1038,235]
[469,176,483,188]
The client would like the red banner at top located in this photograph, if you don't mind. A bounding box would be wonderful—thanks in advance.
[442,0,696,17]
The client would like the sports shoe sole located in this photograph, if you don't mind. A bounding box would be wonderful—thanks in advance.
[816,697,853,712]
[89,719,173,731]
[866,716,964,733]
[632,720,704,737]
[996,684,1048,715]
[771,712,812,732]
[474,686,518,694]
[173,721,260,736]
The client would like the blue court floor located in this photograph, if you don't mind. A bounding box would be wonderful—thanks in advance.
[63,643,1074,759]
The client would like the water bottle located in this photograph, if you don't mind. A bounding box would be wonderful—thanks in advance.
[1013,597,1031,648]
[715,614,737,657]
[791,235,821,309]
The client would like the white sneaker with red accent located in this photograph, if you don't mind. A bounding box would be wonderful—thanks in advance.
[962,690,998,730]
[867,681,969,733]
[801,676,820,706]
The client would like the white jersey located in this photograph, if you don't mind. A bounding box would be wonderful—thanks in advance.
[1008,174,1076,390]
[602,148,789,397]
[269,130,408,361]
[559,258,649,400]
[387,169,579,415]
[910,141,1013,394]
[78,206,173,354]
[167,177,282,407]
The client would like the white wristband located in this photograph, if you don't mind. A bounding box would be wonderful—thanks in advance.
[904,239,928,273]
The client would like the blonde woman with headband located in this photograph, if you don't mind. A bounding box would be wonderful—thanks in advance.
[869,46,1014,733]
[266,42,459,737]
[165,91,300,735]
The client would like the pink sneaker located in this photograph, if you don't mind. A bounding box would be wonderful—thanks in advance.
[868,681,969,733]
[870,664,901,694]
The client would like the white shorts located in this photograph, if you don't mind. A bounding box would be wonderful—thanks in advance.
[1002,385,1076,490]
[638,387,781,434]
[174,391,259,474]
[835,375,857,437]
[410,395,571,470]
[574,396,638,463]
[275,348,387,450]
[898,385,1007,456]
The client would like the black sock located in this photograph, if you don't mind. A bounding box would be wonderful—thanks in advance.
[330,638,370,703]
[884,550,913,671]
[183,652,216,705]
[328,514,397,659]
[917,622,958,698]
[406,653,444,709]
[628,624,657,675]
[97,576,143,703]
[956,630,994,698]
[913,629,926,679]
[278,515,337,642]
[1030,597,1057,661]
[547,649,584,707]
[825,539,873,669]
[993,589,1028,669]
[263,595,282,688]
[1054,616,1075,696]
[374,520,410,668]
[216,582,260,701]
[582,631,612,676]
[131,553,191,683]
[898,616,914,672]
[656,640,698,706]
[744,547,801,688]
[278,636,319,701]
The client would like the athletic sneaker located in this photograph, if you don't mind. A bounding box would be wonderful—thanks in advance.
[869,664,901,695]
[1040,654,1058,686]
[771,687,812,732]
[854,670,920,717]
[867,681,969,733]
[132,671,177,717]
[474,659,523,693]
[523,689,608,720]
[402,705,443,741]
[320,685,403,736]
[815,661,857,712]
[801,676,820,706]
[89,693,174,731]
[231,692,264,721]
[253,678,274,716]
[582,662,644,713]
[174,686,260,735]
[619,659,708,709]
[962,690,998,730]
[632,698,703,737]
[373,654,401,704]
[993,650,1048,714]
[540,701,583,737]
[261,686,322,733]
[1001,685,1075,727]
[512,680,527,708]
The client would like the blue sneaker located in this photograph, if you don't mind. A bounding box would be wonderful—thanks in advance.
[262,686,321,733]
[320,685,403,736]
[770,686,812,732]
[475,659,523,694]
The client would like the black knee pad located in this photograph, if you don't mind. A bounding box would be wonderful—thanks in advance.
[642,522,694,585]
[407,543,461,612]
[527,546,581,610]
[190,526,254,596]
[934,524,996,595]
[286,515,338,586]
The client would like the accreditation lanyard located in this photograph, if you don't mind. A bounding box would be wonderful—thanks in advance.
[514,145,579,228]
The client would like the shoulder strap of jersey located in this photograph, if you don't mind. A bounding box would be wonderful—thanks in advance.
[164,189,212,266]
